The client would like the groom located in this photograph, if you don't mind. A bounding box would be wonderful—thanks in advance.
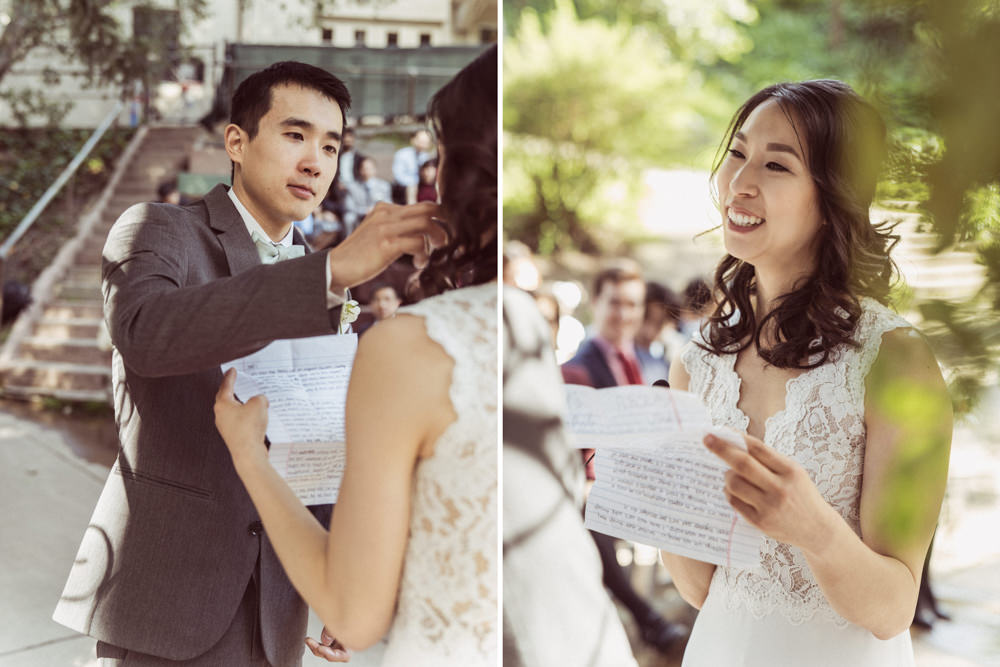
[53,62,439,665]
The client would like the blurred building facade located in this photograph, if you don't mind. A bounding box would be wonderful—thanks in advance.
[0,0,497,128]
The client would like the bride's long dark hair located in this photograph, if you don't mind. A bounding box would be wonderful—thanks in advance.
[699,79,898,369]
[416,45,497,298]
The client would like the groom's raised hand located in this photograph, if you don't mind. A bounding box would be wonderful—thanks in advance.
[326,201,445,295]
[305,626,351,662]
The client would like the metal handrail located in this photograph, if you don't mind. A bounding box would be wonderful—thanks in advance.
[0,99,125,259]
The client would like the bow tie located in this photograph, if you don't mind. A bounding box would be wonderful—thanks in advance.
[251,229,305,264]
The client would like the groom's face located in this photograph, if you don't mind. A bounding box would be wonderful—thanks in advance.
[229,84,344,229]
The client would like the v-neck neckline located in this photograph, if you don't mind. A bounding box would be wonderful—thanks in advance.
[725,349,816,446]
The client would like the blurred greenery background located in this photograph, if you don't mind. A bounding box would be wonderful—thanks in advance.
[503,0,1000,412]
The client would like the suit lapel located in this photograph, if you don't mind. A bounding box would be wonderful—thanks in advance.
[204,184,262,276]
[291,226,312,254]
[582,340,617,388]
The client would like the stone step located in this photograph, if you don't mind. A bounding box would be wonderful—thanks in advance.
[112,184,158,193]
[108,198,152,211]
[1,384,111,403]
[34,316,103,339]
[74,248,105,268]
[895,250,983,266]
[2,360,111,392]
[89,224,114,241]
[66,266,102,284]
[911,285,984,301]
[130,156,189,170]
[144,131,197,141]
[134,144,189,153]
[46,301,103,319]
[56,281,103,301]
[80,237,107,257]
[18,337,110,365]
[906,277,985,292]
[901,263,987,280]
[146,131,199,140]
[113,184,158,194]
[144,138,198,146]
[133,144,190,155]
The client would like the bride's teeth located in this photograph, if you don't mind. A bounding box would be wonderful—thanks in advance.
[729,211,764,227]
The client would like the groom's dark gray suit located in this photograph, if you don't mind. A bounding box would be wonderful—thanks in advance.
[53,184,340,665]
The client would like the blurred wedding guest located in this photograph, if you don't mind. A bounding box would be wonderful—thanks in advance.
[503,286,637,667]
[322,128,359,224]
[392,129,434,204]
[157,179,182,205]
[532,288,560,352]
[370,283,402,322]
[293,211,315,238]
[503,241,541,291]
[561,265,688,654]
[1,280,32,325]
[357,283,403,335]
[343,156,392,234]
[417,158,438,203]
[635,281,681,385]
[337,127,358,188]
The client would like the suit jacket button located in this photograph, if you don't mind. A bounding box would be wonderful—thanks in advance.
[248,520,263,536]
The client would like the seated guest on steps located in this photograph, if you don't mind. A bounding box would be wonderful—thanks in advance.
[343,156,392,235]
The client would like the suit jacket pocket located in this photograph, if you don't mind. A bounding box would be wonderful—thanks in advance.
[113,463,213,501]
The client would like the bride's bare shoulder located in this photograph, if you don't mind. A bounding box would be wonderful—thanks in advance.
[357,311,447,361]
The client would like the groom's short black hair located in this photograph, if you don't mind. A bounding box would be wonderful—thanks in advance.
[230,61,352,139]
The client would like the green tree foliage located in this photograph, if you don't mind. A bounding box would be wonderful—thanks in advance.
[503,0,750,253]
[909,0,1000,410]
[0,127,134,281]
[0,0,207,120]
[504,0,1000,410]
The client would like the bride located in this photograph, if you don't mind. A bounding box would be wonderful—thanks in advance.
[213,46,497,665]
[662,79,952,666]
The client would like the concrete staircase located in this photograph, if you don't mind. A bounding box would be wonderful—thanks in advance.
[0,125,201,403]
[879,207,989,303]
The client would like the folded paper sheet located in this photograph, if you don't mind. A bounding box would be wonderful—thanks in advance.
[564,384,763,569]
[221,334,357,505]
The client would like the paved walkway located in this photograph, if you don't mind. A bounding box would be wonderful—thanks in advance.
[0,403,388,666]
[0,406,107,666]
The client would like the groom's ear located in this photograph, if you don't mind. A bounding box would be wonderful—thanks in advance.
[225,124,249,167]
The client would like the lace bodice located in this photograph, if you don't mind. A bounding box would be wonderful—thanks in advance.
[681,297,911,625]
[380,283,498,666]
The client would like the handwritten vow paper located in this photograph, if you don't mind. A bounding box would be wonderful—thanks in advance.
[221,334,357,505]
[564,385,763,569]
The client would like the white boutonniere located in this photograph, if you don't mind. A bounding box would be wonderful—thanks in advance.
[339,298,360,334]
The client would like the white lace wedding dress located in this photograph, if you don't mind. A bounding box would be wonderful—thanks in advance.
[680,297,916,667]
[379,283,498,667]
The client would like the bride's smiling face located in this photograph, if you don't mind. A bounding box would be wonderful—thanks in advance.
[716,98,825,276]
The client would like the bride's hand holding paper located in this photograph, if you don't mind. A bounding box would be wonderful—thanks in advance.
[704,432,840,554]
[562,384,765,569]
[215,367,270,467]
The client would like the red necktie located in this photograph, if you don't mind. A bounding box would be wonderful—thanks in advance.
[617,350,643,385]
